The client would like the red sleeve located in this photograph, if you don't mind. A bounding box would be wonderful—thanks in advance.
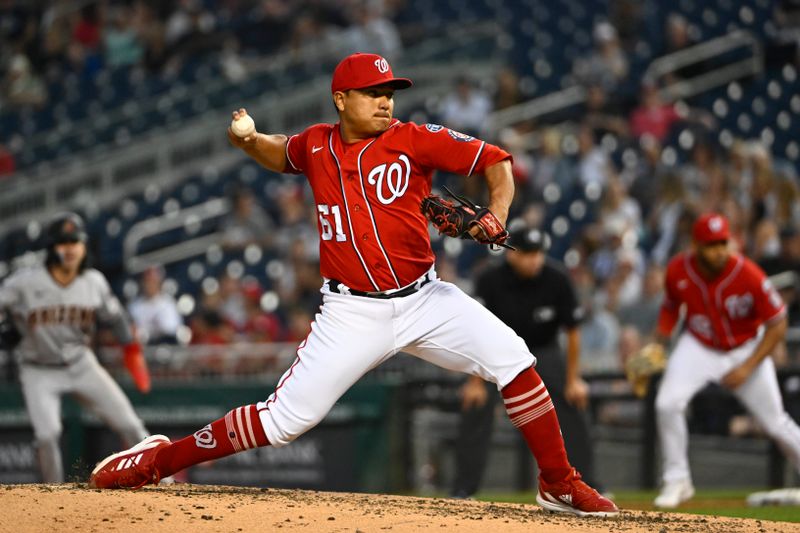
[747,260,786,324]
[411,123,511,176]
[283,127,313,175]
[656,257,682,337]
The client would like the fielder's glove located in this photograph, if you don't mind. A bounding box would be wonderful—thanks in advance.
[420,186,513,249]
[624,342,667,398]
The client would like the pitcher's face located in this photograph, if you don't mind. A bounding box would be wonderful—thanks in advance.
[335,85,395,139]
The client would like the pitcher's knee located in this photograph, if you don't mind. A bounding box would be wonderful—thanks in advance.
[259,406,327,447]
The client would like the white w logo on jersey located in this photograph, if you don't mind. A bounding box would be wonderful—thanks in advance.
[725,292,754,319]
[367,155,411,205]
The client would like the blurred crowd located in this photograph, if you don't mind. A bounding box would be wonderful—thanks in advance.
[0,0,404,111]
[2,1,800,377]
[118,181,318,351]
[428,17,800,382]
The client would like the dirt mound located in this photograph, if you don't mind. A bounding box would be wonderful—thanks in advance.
[0,483,792,532]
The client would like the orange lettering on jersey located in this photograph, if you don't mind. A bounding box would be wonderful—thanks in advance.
[26,306,96,330]
[81,308,95,329]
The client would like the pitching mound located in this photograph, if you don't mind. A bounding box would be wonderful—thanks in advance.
[0,483,794,532]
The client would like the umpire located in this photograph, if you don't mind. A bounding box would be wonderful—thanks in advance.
[452,224,599,497]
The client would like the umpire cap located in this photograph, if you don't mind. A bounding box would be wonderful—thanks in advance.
[508,226,551,253]
[47,212,88,245]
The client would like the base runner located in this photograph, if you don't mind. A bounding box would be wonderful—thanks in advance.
[652,213,800,508]
[0,213,152,482]
[88,53,617,517]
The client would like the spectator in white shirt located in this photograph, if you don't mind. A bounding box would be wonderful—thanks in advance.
[439,77,493,137]
[129,266,182,344]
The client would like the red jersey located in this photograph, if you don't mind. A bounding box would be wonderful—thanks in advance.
[657,252,786,350]
[284,120,511,292]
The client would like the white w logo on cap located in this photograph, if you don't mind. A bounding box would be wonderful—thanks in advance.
[374,58,389,73]
[709,216,723,232]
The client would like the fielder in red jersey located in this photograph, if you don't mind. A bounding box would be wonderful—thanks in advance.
[88,53,617,517]
[658,225,786,353]
[652,213,800,508]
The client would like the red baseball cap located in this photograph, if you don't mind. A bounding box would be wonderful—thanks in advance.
[692,213,730,244]
[331,53,413,93]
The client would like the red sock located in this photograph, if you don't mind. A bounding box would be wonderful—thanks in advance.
[502,367,572,484]
[155,404,270,477]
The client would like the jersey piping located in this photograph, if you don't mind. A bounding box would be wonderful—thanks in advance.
[328,132,380,291]
[285,135,301,172]
[683,254,714,344]
[765,307,788,324]
[713,256,743,348]
[356,139,401,289]
[467,141,486,177]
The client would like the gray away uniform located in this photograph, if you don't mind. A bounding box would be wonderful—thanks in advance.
[0,266,148,482]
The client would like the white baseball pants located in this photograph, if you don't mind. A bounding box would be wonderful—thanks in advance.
[656,332,800,484]
[19,354,148,482]
[257,279,535,447]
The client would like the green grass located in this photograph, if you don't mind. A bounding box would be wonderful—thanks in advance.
[466,488,800,523]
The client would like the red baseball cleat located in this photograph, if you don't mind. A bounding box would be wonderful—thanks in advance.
[536,468,619,517]
[89,435,171,489]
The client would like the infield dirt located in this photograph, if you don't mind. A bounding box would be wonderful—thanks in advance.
[1,483,796,532]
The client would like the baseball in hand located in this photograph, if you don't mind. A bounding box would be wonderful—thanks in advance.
[231,114,256,138]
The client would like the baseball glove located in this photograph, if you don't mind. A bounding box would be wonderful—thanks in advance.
[421,186,512,249]
[624,342,667,398]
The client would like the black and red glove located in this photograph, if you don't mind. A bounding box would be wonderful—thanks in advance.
[123,342,151,394]
[420,186,513,249]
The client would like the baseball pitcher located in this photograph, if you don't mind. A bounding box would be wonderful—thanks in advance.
[651,213,800,508]
[0,213,152,482]
[88,53,617,517]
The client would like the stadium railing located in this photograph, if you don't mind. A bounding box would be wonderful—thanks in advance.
[488,29,764,141]
[123,197,230,275]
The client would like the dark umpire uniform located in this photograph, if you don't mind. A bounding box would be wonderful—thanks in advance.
[452,226,599,497]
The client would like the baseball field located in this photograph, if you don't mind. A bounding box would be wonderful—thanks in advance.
[2,483,800,532]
